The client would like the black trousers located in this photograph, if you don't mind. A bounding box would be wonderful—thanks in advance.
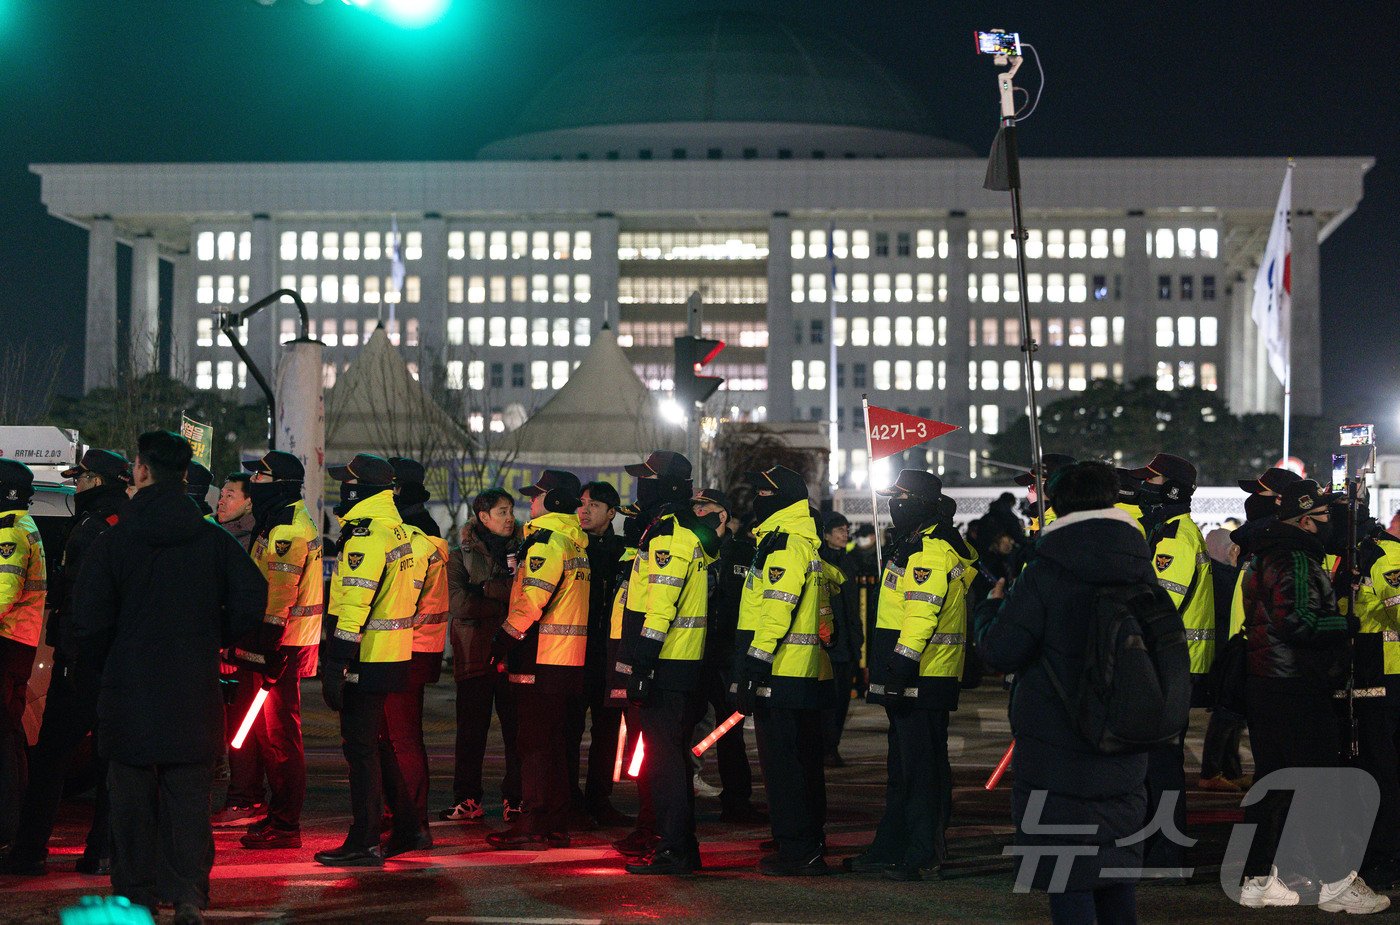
[821,661,855,757]
[564,671,623,812]
[515,684,571,835]
[380,654,435,834]
[638,689,705,855]
[1143,729,1188,870]
[1356,696,1400,859]
[699,664,753,812]
[0,637,35,844]
[754,703,826,862]
[226,658,309,828]
[623,702,656,833]
[1200,709,1245,781]
[868,704,951,868]
[452,671,521,805]
[108,759,215,912]
[340,685,396,848]
[1244,676,1353,881]
[11,659,109,864]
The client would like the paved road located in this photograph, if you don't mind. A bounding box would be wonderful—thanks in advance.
[1,685,1353,923]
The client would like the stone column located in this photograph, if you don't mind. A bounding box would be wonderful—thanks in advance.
[417,214,447,373]
[942,214,971,433]
[167,252,195,380]
[1289,212,1321,416]
[248,215,277,381]
[129,235,160,375]
[590,214,621,332]
[765,214,795,423]
[84,217,118,392]
[1120,213,1153,387]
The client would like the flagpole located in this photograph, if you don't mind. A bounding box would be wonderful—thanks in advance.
[828,222,839,492]
[861,393,883,567]
[1281,159,1294,463]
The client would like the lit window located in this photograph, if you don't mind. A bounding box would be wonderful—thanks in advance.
[808,360,827,391]
[300,274,317,303]
[1200,316,1218,347]
[1201,362,1218,391]
[981,360,999,391]
[502,231,522,260]
[321,275,338,303]
[1154,228,1175,259]
[197,232,216,261]
[552,318,569,347]
[851,273,870,302]
[967,274,979,303]
[531,275,549,303]
[1046,229,1065,259]
[1068,229,1087,259]
[448,276,464,303]
[343,319,359,347]
[574,231,592,260]
[1200,228,1219,259]
[872,316,891,346]
[894,361,911,390]
[551,274,568,303]
[1156,361,1174,391]
[490,276,506,303]
[916,316,934,347]
[852,230,870,259]
[1177,228,1196,259]
[196,275,213,304]
[298,231,315,261]
[808,272,827,304]
[445,360,464,390]
[448,231,465,260]
[791,274,805,303]
[830,229,848,259]
[279,232,296,261]
[981,318,998,346]
[343,275,359,303]
[1004,317,1021,345]
[364,232,382,260]
[552,360,569,389]
[489,231,507,261]
[1156,317,1174,347]
[575,317,591,346]
[873,360,891,390]
[1068,318,1087,347]
[1003,360,1021,391]
[916,229,935,259]
[466,231,485,260]
[196,360,213,390]
[1046,318,1064,347]
[1113,228,1126,257]
[894,316,912,347]
[468,361,485,390]
[510,317,527,347]
[531,361,548,389]
[832,273,847,302]
[467,317,484,346]
[1068,273,1087,302]
[1046,273,1065,302]
[915,273,934,302]
[1090,362,1108,382]
[916,360,934,390]
[1113,316,1125,345]
[363,275,380,303]
[320,231,338,261]
[215,360,234,390]
[1177,316,1197,347]
[1026,273,1043,303]
[1002,272,1020,303]
[552,231,570,260]
[402,230,421,261]
[447,317,464,346]
[195,318,213,346]
[873,273,891,302]
[465,276,484,304]
[1023,229,1043,259]
[574,274,591,303]
[1090,228,1109,259]
[1068,363,1087,391]
[851,318,869,346]
[980,405,1000,434]
[343,231,360,260]
[1090,316,1109,347]
[981,229,1000,259]
[488,317,506,347]
[320,318,337,347]
[405,276,420,303]
[981,272,999,303]
[790,232,805,260]
[1178,361,1196,388]
[1045,363,1064,390]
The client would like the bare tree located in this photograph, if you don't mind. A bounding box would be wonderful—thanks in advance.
[0,341,67,426]
[710,423,827,523]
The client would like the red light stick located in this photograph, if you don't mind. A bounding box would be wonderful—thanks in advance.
[231,687,269,750]
[612,715,628,783]
[627,735,645,778]
[691,711,745,757]
[985,740,1014,790]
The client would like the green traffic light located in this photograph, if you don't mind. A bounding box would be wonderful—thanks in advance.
[344,0,449,27]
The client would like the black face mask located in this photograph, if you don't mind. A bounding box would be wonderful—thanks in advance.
[623,513,648,546]
[1244,492,1279,523]
[889,497,939,534]
[247,480,301,523]
[752,493,787,526]
[395,482,430,511]
[335,481,392,517]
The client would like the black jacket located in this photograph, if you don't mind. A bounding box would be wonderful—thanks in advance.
[705,533,754,667]
[71,482,266,766]
[47,484,127,658]
[976,508,1154,890]
[398,500,441,539]
[818,542,863,665]
[583,527,626,675]
[1242,520,1350,685]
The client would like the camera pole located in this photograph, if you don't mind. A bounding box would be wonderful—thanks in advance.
[983,47,1047,525]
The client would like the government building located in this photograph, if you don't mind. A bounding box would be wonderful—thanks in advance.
[31,13,1371,486]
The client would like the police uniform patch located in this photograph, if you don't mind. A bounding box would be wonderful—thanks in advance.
[1385,570,1400,589]
[768,566,785,584]
[347,552,364,570]
[912,567,931,585]
[529,556,546,573]
[275,540,292,557]
[654,550,671,569]
[0,543,14,559]
[352,526,370,537]
[1155,554,1174,573]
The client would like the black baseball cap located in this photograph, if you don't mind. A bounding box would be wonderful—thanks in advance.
[625,451,692,482]
[1277,479,1332,521]
[244,450,305,482]
[328,454,395,484]
[1238,467,1303,496]
[62,448,131,483]
[876,469,943,502]
[186,462,213,493]
[389,456,427,486]
[746,465,808,500]
[822,511,850,534]
[520,469,582,500]
[581,480,621,509]
[1013,453,1077,487]
[0,459,34,489]
[1126,453,1197,488]
[693,487,730,511]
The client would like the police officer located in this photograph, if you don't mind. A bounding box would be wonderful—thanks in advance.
[818,511,862,767]
[186,462,215,517]
[1014,453,1078,532]
[485,470,590,850]
[619,462,721,876]
[223,451,324,851]
[316,454,423,867]
[608,452,695,860]
[0,459,45,850]
[850,470,976,881]
[1128,452,1213,872]
[731,466,831,876]
[3,451,122,875]
[378,455,450,857]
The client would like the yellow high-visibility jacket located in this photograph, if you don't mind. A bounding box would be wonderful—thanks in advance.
[868,523,976,709]
[0,509,45,648]
[606,545,637,703]
[251,499,324,649]
[1355,533,1400,688]
[325,491,423,692]
[626,510,719,692]
[734,499,831,709]
[501,511,590,688]
[408,530,451,655]
[1150,511,1215,675]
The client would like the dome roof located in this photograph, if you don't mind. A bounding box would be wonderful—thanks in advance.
[479,12,969,160]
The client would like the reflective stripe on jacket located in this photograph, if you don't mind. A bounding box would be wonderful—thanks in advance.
[0,509,44,647]
[1151,512,1215,675]
[408,530,451,655]
[503,511,590,683]
[250,499,324,650]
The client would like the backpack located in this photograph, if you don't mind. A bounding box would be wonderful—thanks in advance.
[1045,580,1192,755]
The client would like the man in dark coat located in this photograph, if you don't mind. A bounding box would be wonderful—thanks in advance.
[818,511,862,766]
[977,461,1159,923]
[70,431,266,921]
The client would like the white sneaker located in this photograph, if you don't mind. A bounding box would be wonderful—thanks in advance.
[1319,872,1391,914]
[438,799,484,822]
[1238,867,1300,908]
[502,799,526,823]
[692,773,721,799]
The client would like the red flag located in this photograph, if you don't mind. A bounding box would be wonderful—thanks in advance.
[866,405,959,461]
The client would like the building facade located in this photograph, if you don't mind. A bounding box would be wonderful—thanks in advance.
[31,14,1371,486]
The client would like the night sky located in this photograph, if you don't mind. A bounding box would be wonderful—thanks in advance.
[1,1,1396,444]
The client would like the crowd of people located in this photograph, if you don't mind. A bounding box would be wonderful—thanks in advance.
[0,433,1396,923]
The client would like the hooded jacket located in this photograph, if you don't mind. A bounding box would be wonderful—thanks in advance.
[70,482,265,765]
[448,519,519,681]
[1242,520,1349,684]
[499,510,591,691]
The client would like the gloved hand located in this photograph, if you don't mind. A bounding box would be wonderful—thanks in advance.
[886,649,920,697]
[260,646,290,685]
[321,658,348,712]
[729,677,758,716]
[627,668,654,707]
[489,631,516,674]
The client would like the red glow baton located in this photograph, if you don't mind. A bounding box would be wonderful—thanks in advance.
[612,715,628,783]
[984,740,1014,791]
[692,711,745,757]
[627,734,645,778]
[231,687,269,750]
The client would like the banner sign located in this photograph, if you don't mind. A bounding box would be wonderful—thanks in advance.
[865,405,960,461]
[180,414,214,469]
